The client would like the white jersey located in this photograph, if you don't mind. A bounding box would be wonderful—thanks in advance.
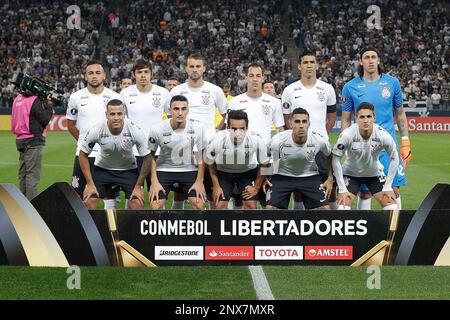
[148,119,208,172]
[227,93,284,144]
[170,81,228,140]
[281,79,336,139]
[269,130,331,177]
[332,123,398,178]
[205,130,270,173]
[81,119,150,170]
[66,87,123,156]
[120,84,171,156]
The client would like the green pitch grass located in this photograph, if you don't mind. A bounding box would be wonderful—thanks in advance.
[0,131,449,300]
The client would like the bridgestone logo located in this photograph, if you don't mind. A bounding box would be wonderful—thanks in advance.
[155,246,204,260]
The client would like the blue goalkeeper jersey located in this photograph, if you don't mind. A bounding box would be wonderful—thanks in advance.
[341,73,403,141]
[341,73,406,187]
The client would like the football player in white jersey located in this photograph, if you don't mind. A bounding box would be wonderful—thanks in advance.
[205,110,270,209]
[332,102,398,210]
[170,52,228,209]
[281,50,337,210]
[227,63,285,207]
[79,100,151,210]
[264,108,333,210]
[66,60,123,208]
[147,95,208,210]
[120,59,171,192]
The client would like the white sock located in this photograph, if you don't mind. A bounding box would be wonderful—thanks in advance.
[329,201,338,210]
[396,196,402,210]
[206,200,213,210]
[338,205,351,210]
[383,204,398,210]
[171,200,184,210]
[357,198,372,210]
[104,199,116,209]
[227,200,234,210]
[293,201,305,210]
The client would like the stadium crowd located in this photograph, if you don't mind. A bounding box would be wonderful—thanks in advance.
[0,0,449,110]
[288,0,449,110]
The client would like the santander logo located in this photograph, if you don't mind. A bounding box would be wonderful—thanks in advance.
[205,246,254,260]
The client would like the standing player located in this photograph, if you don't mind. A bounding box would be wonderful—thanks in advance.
[79,100,151,210]
[120,59,171,195]
[265,108,333,210]
[281,50,337,210]
[227,62,285,207]
[170,52,228,209]
[341,47,411,209]
[147,95,208,210]
[205,110,270,209]
[66,60,123,209]
[332,102,398,210]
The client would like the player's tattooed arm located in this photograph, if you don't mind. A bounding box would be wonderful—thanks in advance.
[394,107,409,138]
[135,154,151,187]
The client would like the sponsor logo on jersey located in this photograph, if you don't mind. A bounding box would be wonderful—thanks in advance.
[101,134,109,138]
[356,84,366,88]
[337,144,345,150]
[294,87,302,91]
[262,99,270,103]
[103,95,111,99]
[282,102,290,109]
[205,246,254,261]
[163,132,172,136]
[305,246,353,260]
[179,91,188,95]
[239,100,248,103]
[379,81,388,85]
[129,93,138,97]
[262,104,271,115]
[381,87,391,99]
[81,96,89,99]
[317,85,324,90]
[201,90,210,94]
[70,108,77,115]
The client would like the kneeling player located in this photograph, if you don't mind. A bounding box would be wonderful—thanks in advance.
[265,108,333,210]
[205,110,270,209]
[332,102,398,210]
[148,95,208,210]
[79,99,151,209]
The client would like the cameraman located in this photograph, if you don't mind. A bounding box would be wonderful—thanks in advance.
[11,91,53,200]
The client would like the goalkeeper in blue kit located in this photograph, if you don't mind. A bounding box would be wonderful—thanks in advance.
[341,47,411,209]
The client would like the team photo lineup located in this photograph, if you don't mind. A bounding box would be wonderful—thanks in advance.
[6,0,448,214]
[60,47,409,212]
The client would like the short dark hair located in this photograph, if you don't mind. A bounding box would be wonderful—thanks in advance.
[85,59,103,69]
[298,49,316,63]
[106,99,126,113]
[227,109,249,128]
[170,95,188,108]
[187,52,205,64]
[292,107,309,118]
[132,59,153,74]
[356,102,375,115]
[245,62,264,75]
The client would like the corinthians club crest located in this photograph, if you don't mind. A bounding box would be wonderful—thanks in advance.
[201,95,211,105]
[153,97,161,108]
[381,87,391,99]
[262,104,271,115]
[317,91,326,102]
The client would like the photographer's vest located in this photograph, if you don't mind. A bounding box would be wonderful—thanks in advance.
[11,94,47,140]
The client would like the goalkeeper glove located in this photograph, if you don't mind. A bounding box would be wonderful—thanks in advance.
[400,137,412,168]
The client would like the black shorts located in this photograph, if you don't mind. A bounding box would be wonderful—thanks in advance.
[267,174,328,209]
[315,151,331,182]
[344,175,385,196]
[72,156,95,196]
[92,166,139,199]
[217,168,258,201]
[203,168,213,194]
[136,156,151,191]
[157,171,198,199]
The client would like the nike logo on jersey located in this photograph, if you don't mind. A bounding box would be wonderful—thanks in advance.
[320,199,326,203]
[129,101,136,104]
[294,96,302,99]
[357,93,366,98]
[163,141,170,144]
[81,103,87,106]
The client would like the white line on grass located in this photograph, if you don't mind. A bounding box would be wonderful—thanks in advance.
[0,161,72,168]
[248,266,274,300]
